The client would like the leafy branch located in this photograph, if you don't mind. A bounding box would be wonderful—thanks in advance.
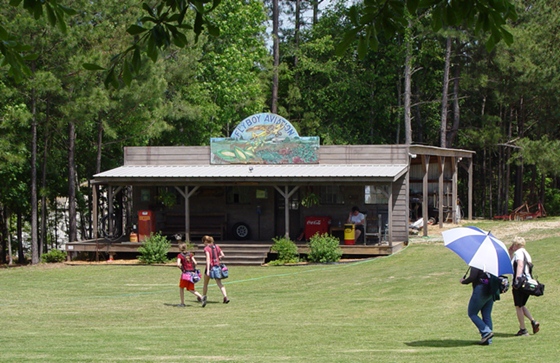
[84,0,221,89]
[3,0,221,87]
[336,0,517,58]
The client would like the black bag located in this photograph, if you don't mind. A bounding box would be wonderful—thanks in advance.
[515,275,545,296]
[513,253,545,297]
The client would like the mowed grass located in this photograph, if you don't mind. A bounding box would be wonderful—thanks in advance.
[1,226,559,362]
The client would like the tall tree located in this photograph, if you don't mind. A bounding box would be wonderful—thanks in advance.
[272,0,280,113]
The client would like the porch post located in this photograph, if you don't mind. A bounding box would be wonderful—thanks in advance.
[421,155,430,237]
[273,185,300,239]
[92,183,98,262]
[452,157,458,223]
[175,186,199,242]
[92,184,98,239]
[388,184,393,247]
[107,186,113,236]
[438,156,445,228]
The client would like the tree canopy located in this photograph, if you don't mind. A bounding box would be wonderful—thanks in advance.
[2,0,560,264]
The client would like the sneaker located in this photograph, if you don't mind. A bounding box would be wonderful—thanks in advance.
[479,332,494,345]
[223,297,230,304]
[516,329,529,336]
[531,321,540,334]
[197,296,202,303]
[201,295,207,308]
[178,303,186,307]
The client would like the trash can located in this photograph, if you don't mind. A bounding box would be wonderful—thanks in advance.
[137,210,156,241]
[305,216,331,240]
[344,224,355,245]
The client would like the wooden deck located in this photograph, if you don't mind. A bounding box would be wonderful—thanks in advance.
[65,238,405,265]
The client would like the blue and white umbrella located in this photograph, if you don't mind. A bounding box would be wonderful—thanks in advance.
[442,226,513,277]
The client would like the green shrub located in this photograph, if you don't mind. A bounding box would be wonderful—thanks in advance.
[138,233,170,264]
[41,249,67,263]
[270,236,299,264]
[307,233,343,263]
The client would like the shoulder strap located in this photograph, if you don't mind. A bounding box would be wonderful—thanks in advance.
[522,251,533,276]
[463,267,471,279]
[211,245,218,266]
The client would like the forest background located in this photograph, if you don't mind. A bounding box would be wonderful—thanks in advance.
[1,0,560,264]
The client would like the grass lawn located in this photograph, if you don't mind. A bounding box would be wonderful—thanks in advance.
[1,220,559,362]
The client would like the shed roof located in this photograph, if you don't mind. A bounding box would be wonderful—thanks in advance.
[92,164,408,185]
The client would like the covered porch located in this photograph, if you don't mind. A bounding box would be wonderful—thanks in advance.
[65,237,406,265]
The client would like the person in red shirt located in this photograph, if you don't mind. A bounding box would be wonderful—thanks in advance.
[201,235,229,307]
[177,243,203,307]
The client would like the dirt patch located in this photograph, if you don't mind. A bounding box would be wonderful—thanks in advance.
[411,218,560,244]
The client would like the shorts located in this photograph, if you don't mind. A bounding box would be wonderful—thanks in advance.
[512,288,530,307]
[179,278,195,291]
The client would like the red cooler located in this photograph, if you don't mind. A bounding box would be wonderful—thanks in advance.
[305,216,331,240]
[137,210,156,241]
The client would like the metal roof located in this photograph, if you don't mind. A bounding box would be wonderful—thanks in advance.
[92,164,408,184]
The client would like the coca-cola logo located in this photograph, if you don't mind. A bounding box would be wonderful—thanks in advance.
[307,220,322,225]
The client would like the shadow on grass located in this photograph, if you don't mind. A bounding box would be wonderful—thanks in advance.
[406,332,519,348]
[405,340,476,348]
[163,302,197,308]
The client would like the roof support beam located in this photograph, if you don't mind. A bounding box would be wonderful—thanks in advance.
[438,156,445,228]
[274,185,300,239]
[175,186,199,242]
[421,155,430,237]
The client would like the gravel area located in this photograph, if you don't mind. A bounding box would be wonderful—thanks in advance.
[410,218,560,244]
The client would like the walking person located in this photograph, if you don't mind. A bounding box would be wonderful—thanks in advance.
[460,267,495,345]
[177,243,203,307]
[509,237,540,336]
[201,235,229,307]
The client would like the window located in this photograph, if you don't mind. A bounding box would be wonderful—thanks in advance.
[319,186,344,205]
[226,186,251,204]
[365,184,389,204]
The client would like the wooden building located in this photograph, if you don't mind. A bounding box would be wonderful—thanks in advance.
[64,112,473,262]
[64,143,474,263]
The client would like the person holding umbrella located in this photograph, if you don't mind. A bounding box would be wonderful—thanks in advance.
[509,237,540,336]
[460,267,495,345]
[443,226,514,345]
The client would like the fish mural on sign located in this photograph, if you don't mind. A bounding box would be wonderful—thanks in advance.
[210,113,319,164]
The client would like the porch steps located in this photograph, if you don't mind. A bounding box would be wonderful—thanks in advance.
[192,243,272,266]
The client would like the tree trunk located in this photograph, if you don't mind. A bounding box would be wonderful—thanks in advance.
[504,107,512,214]
[403,19,413,145]
[31,82,39,264]
[294,0,300,68]
[312,0,321,24]
[68,120,77,242]
[440,36,452,148]
[40,106,50,253]
[413,83,423,143]
[271,0,279,113]
[514,97,525,208]
[6,208,13,265]
[447,49,461,147]
[17,211,24,263]
[0,206,6,264]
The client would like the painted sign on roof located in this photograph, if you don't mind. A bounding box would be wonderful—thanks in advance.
[230,113,298,140]
[210,113,319,165]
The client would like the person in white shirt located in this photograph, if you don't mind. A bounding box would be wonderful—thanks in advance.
[347,206,365,243]
[509,236,540,336]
